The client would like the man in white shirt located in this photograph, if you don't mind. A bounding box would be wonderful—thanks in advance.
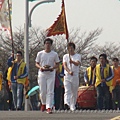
[63,42,81,111]
[35,38,60,114]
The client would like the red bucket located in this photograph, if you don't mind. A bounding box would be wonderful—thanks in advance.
[77,86,97,109]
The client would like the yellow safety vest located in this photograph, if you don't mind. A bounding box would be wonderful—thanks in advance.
[95,64,112,87]
[109,66,119,93]
[0,72,3,91]
[86,67,96,84]
[7,60,26,85]
[59,63,64,82]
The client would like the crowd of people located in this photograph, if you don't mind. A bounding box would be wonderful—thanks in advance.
[0,38,120,114]
[84,54,120,110]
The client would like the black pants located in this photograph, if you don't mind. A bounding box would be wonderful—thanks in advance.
[112,85,120,110]
[54,86,63,110]
[96,85,110,110]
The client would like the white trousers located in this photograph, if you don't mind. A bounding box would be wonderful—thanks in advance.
[64,76,79,110]
[38,73,55,109]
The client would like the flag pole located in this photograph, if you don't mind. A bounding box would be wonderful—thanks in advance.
[24,0,29,111]
[67,39,72,72]
[7,0,14,57]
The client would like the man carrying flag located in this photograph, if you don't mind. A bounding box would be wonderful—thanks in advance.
[63,42,81,111]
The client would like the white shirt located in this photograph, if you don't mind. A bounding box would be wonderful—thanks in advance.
[63,53,81,76]
[35,50,60,75]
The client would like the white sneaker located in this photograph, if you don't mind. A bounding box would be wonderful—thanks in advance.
[70,108,76,111]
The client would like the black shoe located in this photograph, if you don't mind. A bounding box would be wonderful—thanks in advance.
[64,104,70,110]
[17,108,21,111]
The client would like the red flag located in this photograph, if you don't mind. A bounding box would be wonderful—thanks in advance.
[46,0,69,40]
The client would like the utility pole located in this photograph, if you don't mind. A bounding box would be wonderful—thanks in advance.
[24,0,29,111]
[24,0,55,111]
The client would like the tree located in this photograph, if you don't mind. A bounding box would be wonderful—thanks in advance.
[91,42,120,65]
[0,27,102,85]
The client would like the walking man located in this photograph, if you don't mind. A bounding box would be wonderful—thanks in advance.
[111,58,120,110]
[95,53,114,110]
[63,42,81,111]
[7,51,28,110]
[35,38,59,114]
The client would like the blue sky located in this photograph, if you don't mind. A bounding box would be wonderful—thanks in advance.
[12,0,120,45]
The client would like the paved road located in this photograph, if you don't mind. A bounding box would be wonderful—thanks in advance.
[0,110,120,120]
